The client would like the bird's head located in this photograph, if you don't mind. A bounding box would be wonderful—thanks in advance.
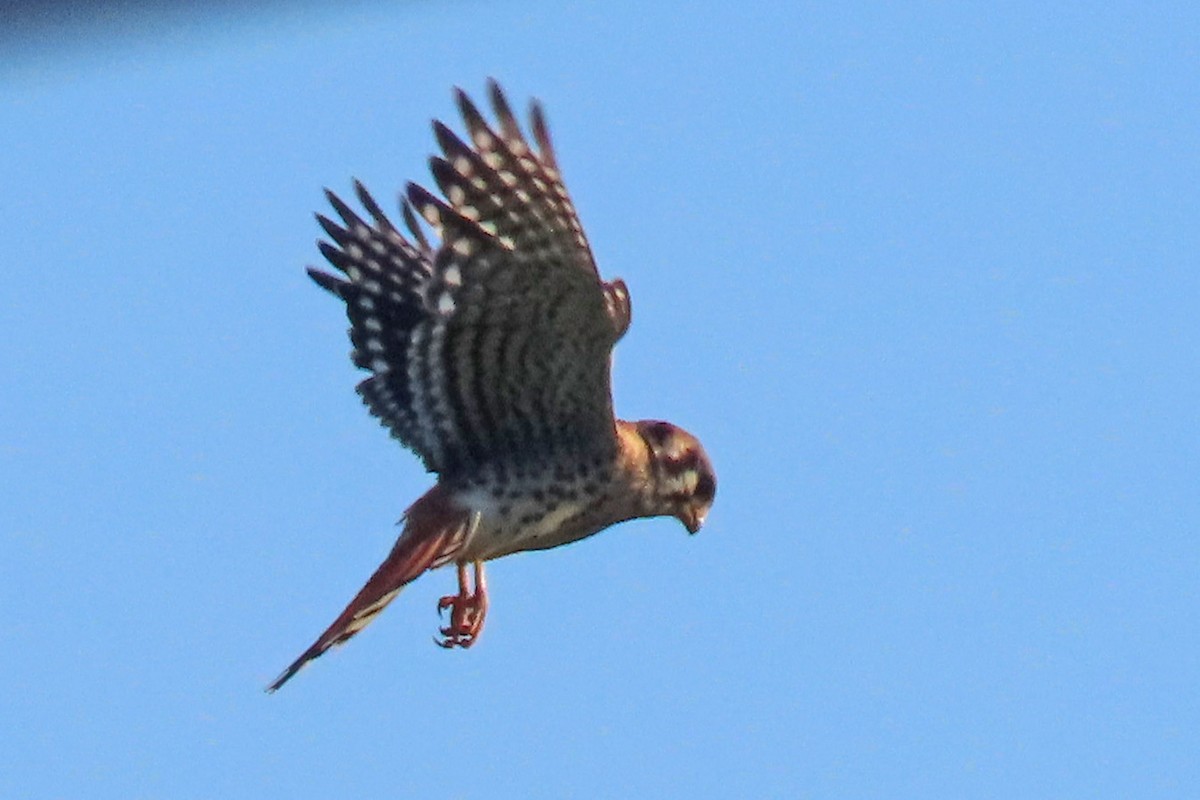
[635,420,716,534]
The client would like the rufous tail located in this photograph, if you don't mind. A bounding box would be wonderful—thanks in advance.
[267,486,470,692]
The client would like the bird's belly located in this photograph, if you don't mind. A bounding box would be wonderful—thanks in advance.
[461,497,611,562]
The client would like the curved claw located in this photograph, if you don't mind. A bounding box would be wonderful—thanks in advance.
[433,560,488,649]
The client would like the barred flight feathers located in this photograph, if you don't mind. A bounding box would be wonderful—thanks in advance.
[437,86,599,279]
[307,81,628,480]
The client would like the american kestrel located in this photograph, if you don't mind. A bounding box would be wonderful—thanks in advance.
[268,81,716,692]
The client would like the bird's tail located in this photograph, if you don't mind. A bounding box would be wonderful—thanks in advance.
[267,486,472,692]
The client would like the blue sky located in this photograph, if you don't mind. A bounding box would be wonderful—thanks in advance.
[2,1,1197,797]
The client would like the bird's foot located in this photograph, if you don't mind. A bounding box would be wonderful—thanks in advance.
[436,561,487,648]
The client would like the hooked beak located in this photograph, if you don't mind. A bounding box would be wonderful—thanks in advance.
[680,506,707,535]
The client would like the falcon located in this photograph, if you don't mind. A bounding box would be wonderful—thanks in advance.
[268,81,716,691]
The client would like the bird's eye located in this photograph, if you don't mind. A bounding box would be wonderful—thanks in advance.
[694,472,715,503]
[644,422,674,445]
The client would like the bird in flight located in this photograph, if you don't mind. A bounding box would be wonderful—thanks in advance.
[268,81,716,692]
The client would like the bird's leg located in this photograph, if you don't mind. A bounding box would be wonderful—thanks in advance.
[436,560,488,648]
[435,562,470,645]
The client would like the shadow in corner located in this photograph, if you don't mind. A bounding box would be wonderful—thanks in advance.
[0,0,424,75]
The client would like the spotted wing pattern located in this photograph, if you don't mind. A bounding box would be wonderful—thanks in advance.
[429,85,632,342]
[307,188,437,466]
[309,81,626,480]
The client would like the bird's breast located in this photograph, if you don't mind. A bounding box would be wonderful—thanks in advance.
[452,468,629,561]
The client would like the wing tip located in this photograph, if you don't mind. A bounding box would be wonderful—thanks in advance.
[487,79,518,134]
[529,99,557,168]
[307,264,346,295]
[353,180,392,229]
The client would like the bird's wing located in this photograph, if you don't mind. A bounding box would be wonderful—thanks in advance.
[267,486,470,692]
[307,186,438,465]
[309,81,627,479]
